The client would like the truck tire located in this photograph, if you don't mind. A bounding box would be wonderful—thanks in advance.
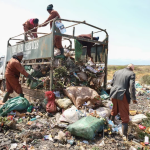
[0,79,6,92]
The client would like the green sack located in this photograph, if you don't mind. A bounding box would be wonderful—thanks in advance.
[31,70,43,78]
[24,65,32,71]
[75,39,83,61]
[67,116,104,140]
[0,96,30,116]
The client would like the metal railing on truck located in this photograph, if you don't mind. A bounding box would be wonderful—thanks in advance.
[6,17,109,93]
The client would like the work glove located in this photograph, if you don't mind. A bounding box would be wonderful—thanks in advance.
[27,75,37,82]
[132,100,138,104]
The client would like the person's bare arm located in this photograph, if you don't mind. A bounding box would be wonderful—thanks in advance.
[32,27,38,38]
[23,21,34,39]
[40,12,56,27]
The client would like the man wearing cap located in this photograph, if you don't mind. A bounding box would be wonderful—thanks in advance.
[23,18,39,40]
[75,34,99,62]
[109,64,137,139]
[39,4,63,55]
[3,52,36,103]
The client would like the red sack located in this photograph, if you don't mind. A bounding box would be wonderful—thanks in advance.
[45,91,57,113]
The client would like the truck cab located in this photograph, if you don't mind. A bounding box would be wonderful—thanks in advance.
[0,55,6,91]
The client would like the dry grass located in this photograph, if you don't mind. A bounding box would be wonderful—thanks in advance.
[107,65,150,81]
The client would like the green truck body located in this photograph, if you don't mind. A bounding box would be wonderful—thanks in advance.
[6,18,109,100]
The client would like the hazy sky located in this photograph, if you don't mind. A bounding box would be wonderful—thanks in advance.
[0,0,150,65]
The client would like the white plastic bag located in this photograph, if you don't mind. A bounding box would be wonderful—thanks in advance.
[96,107,111,118]
[59,105,82,123]
[130,114,147,124]
[54,48,61,56]
[103,100,113,109]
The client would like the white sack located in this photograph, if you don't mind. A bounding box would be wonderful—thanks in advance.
[130,114,147,124]
[59,105,82,123]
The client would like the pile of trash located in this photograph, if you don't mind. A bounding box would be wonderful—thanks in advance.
[0,80,150,149]
[24,53,105,92]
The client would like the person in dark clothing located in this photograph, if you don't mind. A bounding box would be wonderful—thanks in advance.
[109,64,137,139]
[77,34,99,61]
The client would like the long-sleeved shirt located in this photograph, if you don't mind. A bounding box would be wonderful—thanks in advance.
[110,68,136,103]
[5,58,29,78]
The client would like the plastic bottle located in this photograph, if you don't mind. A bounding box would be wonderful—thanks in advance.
[30,118,36,121]
[145,136,149,145]
[73,72,80,81]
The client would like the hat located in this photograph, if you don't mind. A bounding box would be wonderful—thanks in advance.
[47,4,53,10]
[94,37,99,41]
[16,52,23,56]
[33,18,39,24]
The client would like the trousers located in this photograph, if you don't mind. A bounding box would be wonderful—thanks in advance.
[6,74,22,94]
[111,94,129,123]
[54,35,62,49]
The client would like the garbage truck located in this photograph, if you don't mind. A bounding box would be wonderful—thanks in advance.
[0,55,6,91]
[5,18,109,101]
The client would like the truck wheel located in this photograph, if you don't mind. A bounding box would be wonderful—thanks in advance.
[0,79,6,92]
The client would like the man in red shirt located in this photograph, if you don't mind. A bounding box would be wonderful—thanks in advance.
[40,4,63,54]
[3,52,36,102]
[23,18,39,40]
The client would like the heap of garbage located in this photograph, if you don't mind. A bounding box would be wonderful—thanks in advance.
[1,50,150,150]
[24,48,105,93]
[0,80,150,150]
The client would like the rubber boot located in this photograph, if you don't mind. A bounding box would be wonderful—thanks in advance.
[3,92,10,103]
[110,115,115,122]
[19,93,24,97]
[122,123,128,137]
[59,48,64,55]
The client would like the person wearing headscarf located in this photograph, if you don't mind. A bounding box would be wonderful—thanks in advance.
[109,64,137,139]
[39,4,63,54]
[23,18,39,40]
[3,52,36,103]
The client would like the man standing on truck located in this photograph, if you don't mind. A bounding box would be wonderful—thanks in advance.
[23,18,39,40]
[75,34,99,62]
[3,52,36,103]
[109,64,137,139]
[39,4,64,55]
